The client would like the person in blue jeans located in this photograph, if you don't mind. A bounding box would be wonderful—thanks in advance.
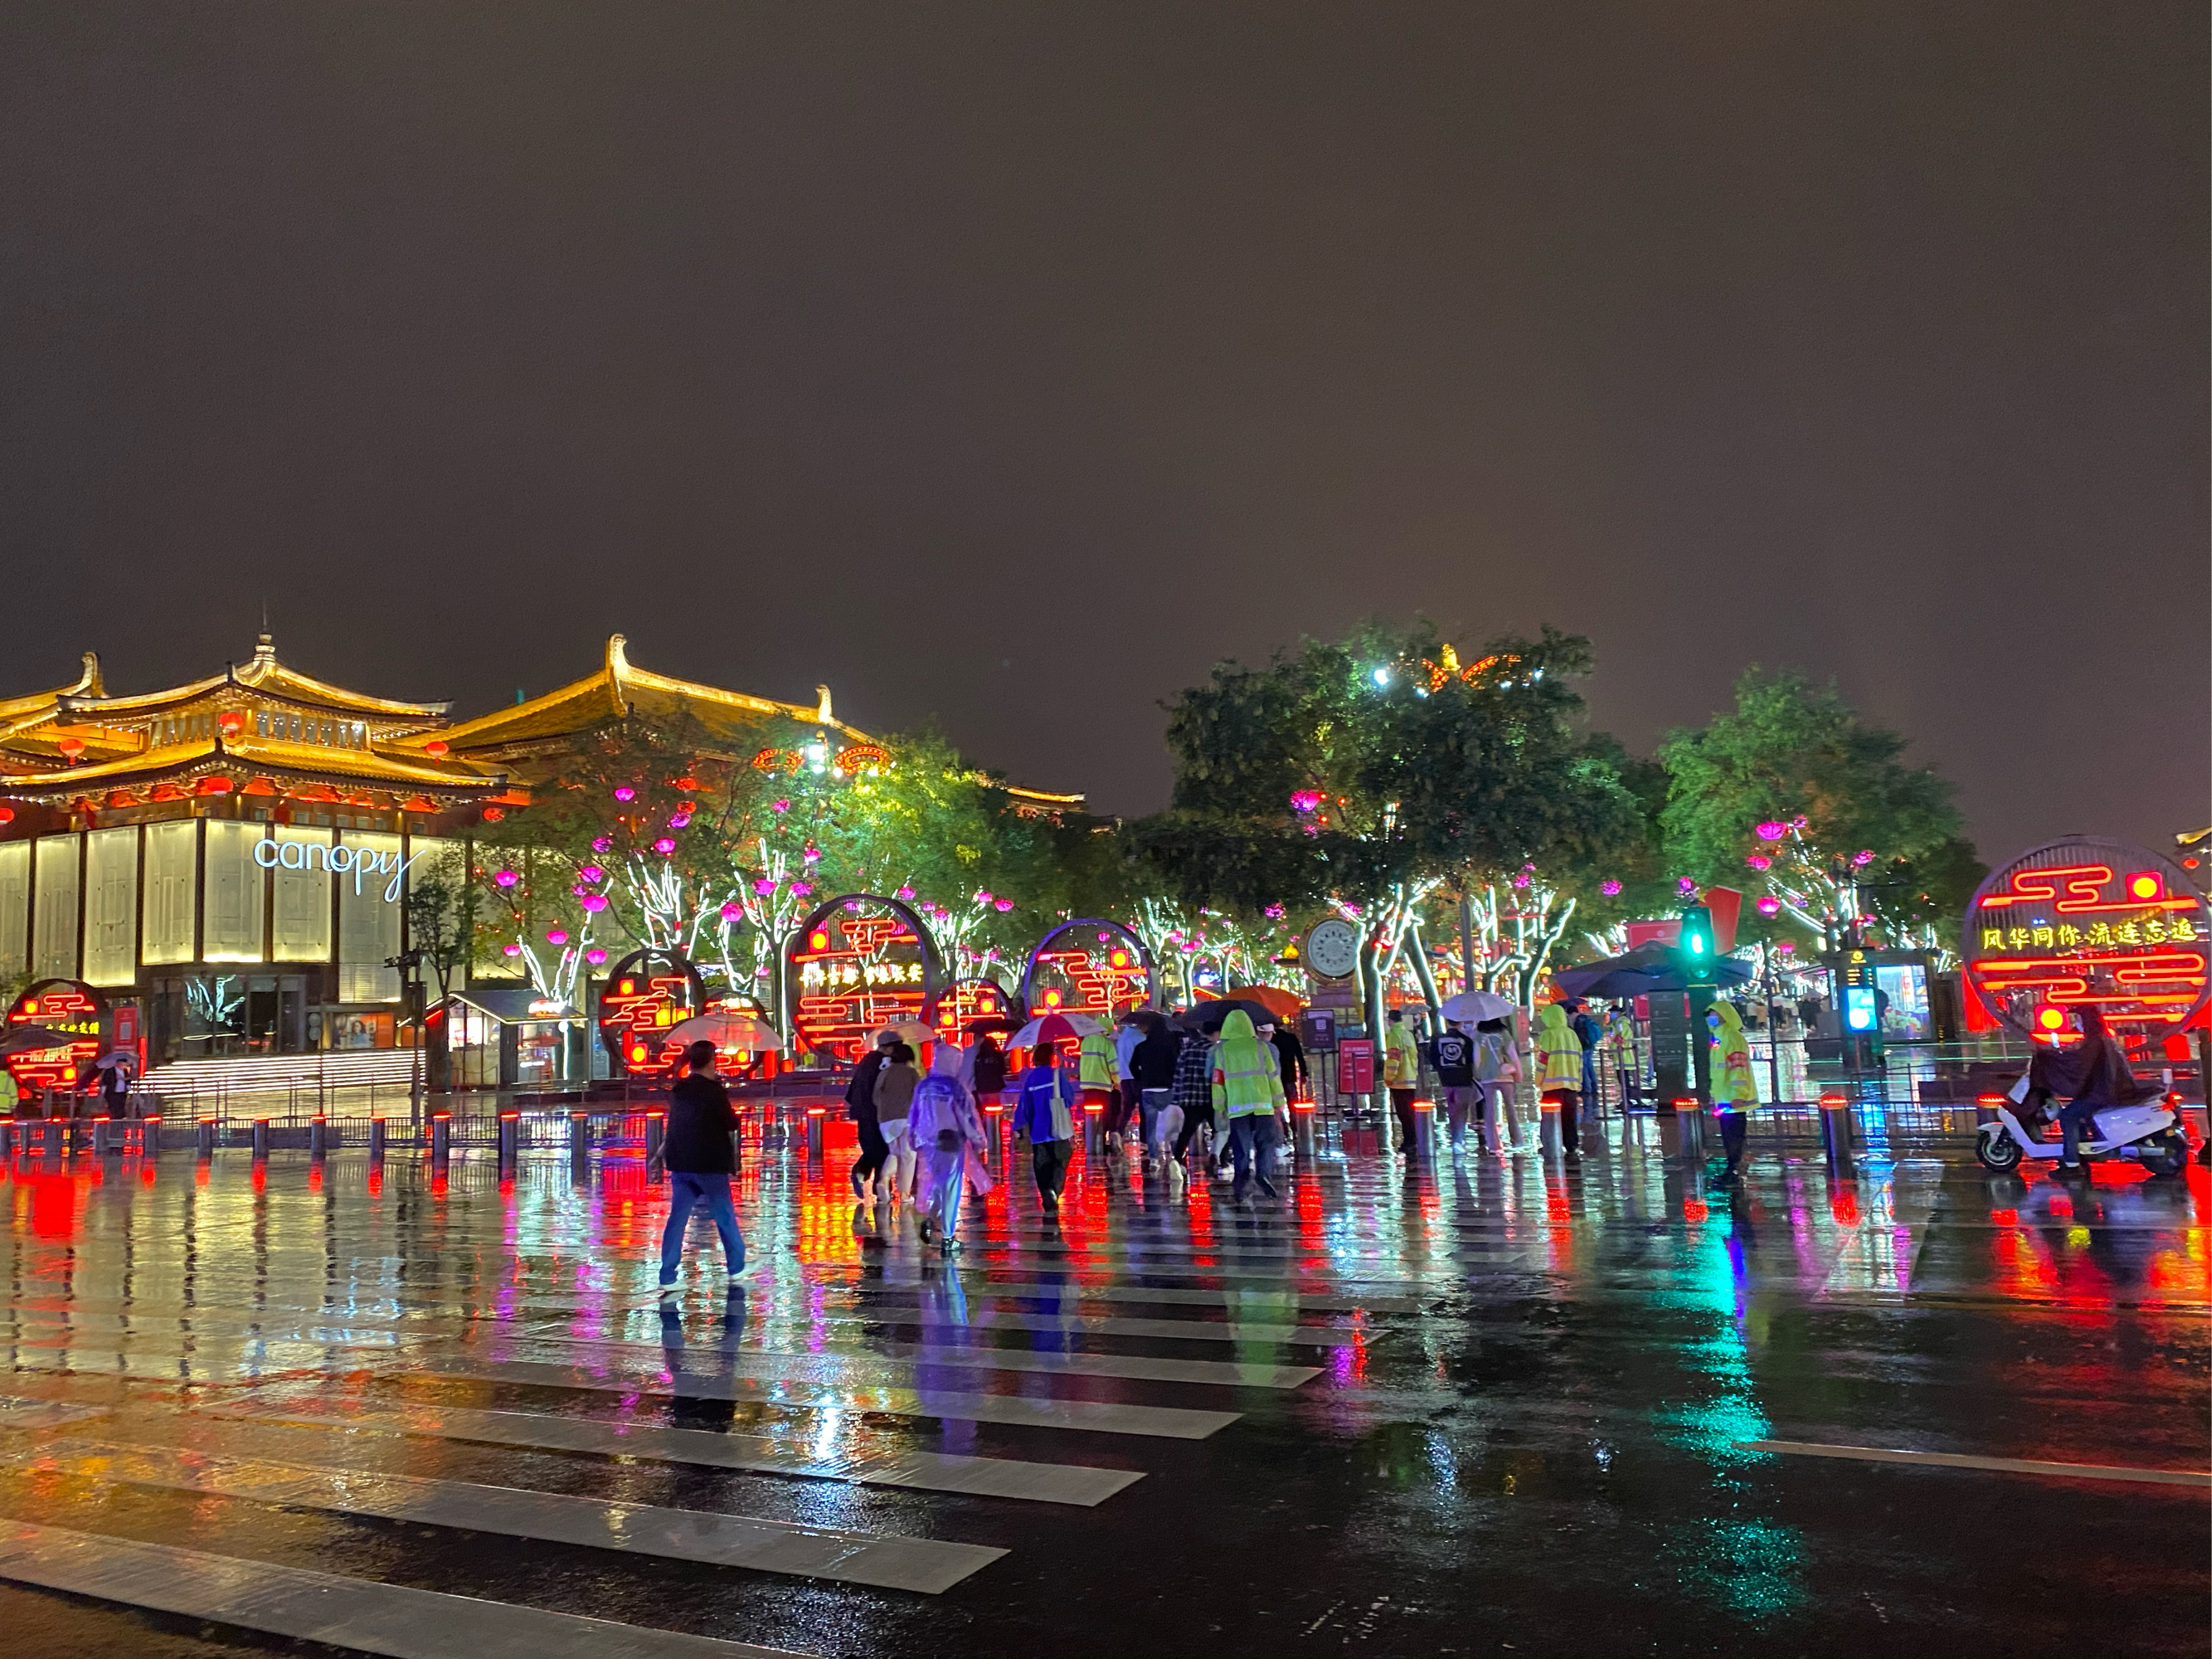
[658,1039,747,1297]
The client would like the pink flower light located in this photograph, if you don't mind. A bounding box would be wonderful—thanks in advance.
[493,870,519,888]
[1746,854,1772,870]
[896,886,915,900]
[753,878,776,895]
[653,837,677,855]
[668,812,692,830]
[1852,849,1875,866]
[1756,896,1782,916]
[1777,941,1796,954]
[1600,879,1622,897]
[547,928,569,946]
[503,942,523,957]
[995,900,1013,912]
[1289,790,1323,813]
[1512,873,1531,889]
[591,836,611,854]
[586,947,608,965]
[1677,877,1698,894]
[1263,903,1286,919]
[801,846,821,864]
[581,894,608,912]
[579,864,604,882]
[1755,820,1786,841]
[790,880,814,897]
[974,890,992,904]
[613,786,635,802]
[771,799,790,813]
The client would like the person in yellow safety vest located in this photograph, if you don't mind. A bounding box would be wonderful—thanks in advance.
[1210,1010,1287,1203]
[1533,1000,1587,1159]
[1707,1000,1758,1177]
[1077,1025,1119,1148]
[1383,1008,1422,1157]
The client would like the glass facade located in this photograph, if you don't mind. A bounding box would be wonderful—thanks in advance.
[202,820,266,962]
[82,825,139,986]
[141,820,197,965]
[32,834,79,980]
[270,825,332,961]
[337,830,402,1002]
[0,841,27,977]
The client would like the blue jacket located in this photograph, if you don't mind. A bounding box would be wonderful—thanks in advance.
[1011,1063,1076,1142]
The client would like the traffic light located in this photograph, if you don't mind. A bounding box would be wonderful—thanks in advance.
[1678,902,1716,983]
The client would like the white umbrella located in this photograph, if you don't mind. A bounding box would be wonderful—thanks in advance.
[874,1019,935,1048]
[664,1011,785,1052]
[1009,1011,1102,1048]
[1438,990,1516,1024]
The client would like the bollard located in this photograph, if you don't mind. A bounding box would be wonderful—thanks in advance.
[368,1117,387,1162]
[1407,1099,1436,1161]
[644,1110,667,1171]
[39,1119,61,1160]
[197,1117,217,1158]
[1538,1097,1563,1158]
[1083,1101,1105,1156]
[430,1112,451,1163]
[803,1105,826,1160]
[137,1113,160,1155]
[497,1111,519,1169]
[0,1121,13,1159]
[91,1116,113,1157]
[1818,1091,1855,1175]
[309,1116,328,1160]
[1668,1097,1704,1164]
[1291,1100,1317,1163]
[569,1111,591,1165]
[982,1102,1005,1171]
[250,1117,270,1160]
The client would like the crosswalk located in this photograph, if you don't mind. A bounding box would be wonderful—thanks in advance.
[0,1136,1464,1657]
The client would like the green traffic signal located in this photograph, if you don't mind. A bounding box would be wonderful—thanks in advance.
[1679,902,1716,983]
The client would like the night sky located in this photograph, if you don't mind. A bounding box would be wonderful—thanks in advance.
[5,4,2205,860]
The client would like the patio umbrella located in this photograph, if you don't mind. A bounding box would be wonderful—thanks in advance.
[1552,941,1753,1000]
[1224,985,1303,1023]
[664,1010,785,1052]
[1438,990,1517,1024]
[1009,1011,1099,1048]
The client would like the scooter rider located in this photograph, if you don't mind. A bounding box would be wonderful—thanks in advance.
[2035,1006,2156,1173]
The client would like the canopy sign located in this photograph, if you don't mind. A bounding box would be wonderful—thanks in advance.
[1962,836,2210,1040]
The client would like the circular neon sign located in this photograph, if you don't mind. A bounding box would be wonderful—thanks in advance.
[1963,836,2210,1039]
[596,948,707,1078]
[786,894,941,1063]
[1021,919,1157,1019]
[2,980,108,1098]
[929,976,1018,1040]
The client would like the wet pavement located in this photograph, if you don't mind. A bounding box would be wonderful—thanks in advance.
[0,1117,2200,1659]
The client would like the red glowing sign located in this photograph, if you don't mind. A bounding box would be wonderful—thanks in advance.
[787,894,940,1063]
[3,980,109,1097]
[1021,919,1156,1018]
[595,950,707,1078]
[930,977,1016,1039]
[1963,838,2211,1039]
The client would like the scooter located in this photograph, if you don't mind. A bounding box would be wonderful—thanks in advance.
[1975,1073,2190,1176]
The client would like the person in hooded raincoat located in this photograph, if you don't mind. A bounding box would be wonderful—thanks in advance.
[1534,1000,1586,1157]
[1707,1000,1758,1175]
[1210,1009,1286,1202]
[908,1044,992,1251]
[1077,1025,1120,1149]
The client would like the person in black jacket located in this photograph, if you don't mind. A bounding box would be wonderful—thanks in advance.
[1129,1013,1183,1161]
[845,1029,898,1200]
[970,1033,1009,1102]
[1270,1022,1308,1102]
[659,1040,746,1297]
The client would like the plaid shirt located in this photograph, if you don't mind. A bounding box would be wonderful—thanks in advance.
[1172,1033,1214,1117]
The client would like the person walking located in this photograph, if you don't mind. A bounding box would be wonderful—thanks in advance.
[1211,1010,1286,1202]
[1077,1024,1119,1151]
[657,1039,746,1297]
[1383,1008,1422,1156]
[1169,1019,1216,1180]
[1432,1020,1479,1155]
[1567,1000,1602,1117]
[970,1032,1009,1105]
[1471,1017,1518,1153]
[846,1029,899,1202]
[1130,1012,1182,1165]
[909,1045,990,1252]
[1012,1039,1079,1213]
[873,1041,921,1203]
[1270,1018,1309,1104]
[1111,1012,1145,1151]
[1534,1000,1586,1158]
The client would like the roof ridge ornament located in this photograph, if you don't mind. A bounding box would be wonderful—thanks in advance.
[816,684,834,725]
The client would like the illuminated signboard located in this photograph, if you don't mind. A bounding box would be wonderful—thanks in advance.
[3,980,108,1097]
[1021,919,1156,1019]
[595,949,707,1078]
[929,976,1017,1040]
[787,894,941,1063]
[1962,837,2211,1041]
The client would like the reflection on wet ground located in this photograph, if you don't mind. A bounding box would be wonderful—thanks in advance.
[0,1115,2200,1657]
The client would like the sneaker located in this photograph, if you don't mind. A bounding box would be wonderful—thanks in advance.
[849,1169,866,1199]
[1257,1175,1280,1199]
[658,1282,680,1301]
[727,1260,753,1281]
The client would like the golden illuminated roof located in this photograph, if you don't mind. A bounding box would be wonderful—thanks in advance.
[57,634,450,723]
[0,736,503,802]
[0,654,102,723]
[431,635,877,756]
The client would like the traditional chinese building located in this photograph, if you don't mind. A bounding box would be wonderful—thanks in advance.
[0,633,1082,1087]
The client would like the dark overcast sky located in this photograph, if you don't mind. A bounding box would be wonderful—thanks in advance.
[5,3,2205,860]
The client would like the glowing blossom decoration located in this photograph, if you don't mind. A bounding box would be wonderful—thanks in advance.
[802,847,821,864]
[1263,903,1286,920]
[613,786,635,802]
[1289,790,1324,813]
[503,943,523,957]
[771,799,790,814]
[668,812,692,830]
[1851,849,1875,867]
[790,880,814,897]
[753,878,777,896]
[720,902,742,921]
[546,928,570,946]
[591,837,611,854]
[580,894,608,913]
[974,890,993,905]
[1746,854,1772,870]
[1756,821,1786,841]
[896,886,916,901]
[653,838,677,855]
[586,948,609,966]
[994,899,1013,912]
[1677,877,1698,895]
[1600,879,1622,897]
[1512,873,1531,890]
[1777,941,1796,954]
[579,864,604,882]
[1756,896,1783,916]
[493,870,519,888]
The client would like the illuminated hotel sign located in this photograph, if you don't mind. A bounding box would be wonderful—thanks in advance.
[787,894,940,1063]
[1021,919,1156,1018]
[3,980,108,1096]
[252,837,420,899]
[596,949,707,1079]
[1963,836,2211,1039]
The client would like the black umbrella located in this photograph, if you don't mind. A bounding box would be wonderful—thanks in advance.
[0,1024,85,1056]
[962,1014,1020,1034]
[1553,941,1753,1000]
[1174,998,1274,1032]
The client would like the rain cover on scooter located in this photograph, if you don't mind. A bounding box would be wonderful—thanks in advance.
[2028,1009,2160,1112]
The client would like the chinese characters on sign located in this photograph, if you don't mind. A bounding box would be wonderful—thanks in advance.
[595,950,706,1079]
[3,981,107,1097]
[1962,839,2212,1041]
[787,895,939,1063]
